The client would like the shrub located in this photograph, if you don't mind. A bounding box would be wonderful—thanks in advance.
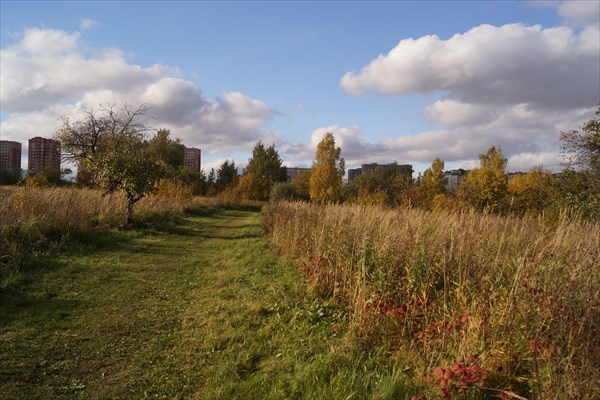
[269,182,296,202]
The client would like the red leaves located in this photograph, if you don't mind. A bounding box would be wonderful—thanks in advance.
[431,354,488,398]
[415,311,471,345]
[528,339,542,353]
[363,292,409,317]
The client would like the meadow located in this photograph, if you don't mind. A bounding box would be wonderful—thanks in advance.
[263,201,600,399]
[0,185,260,275]
[1,185,598,399]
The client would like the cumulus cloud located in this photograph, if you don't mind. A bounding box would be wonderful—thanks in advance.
[291,100,592,172]
[338,17,599,172]
[340,23,599,110]
[0,27,274,159]
[558,0,600,26]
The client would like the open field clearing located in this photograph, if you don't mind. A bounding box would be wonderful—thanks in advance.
[0,208,416,399]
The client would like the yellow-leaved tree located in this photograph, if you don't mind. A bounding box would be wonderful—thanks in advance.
[420,158,447,208]
[310,132,345,203]
[458,146,508,212]
[508,166,556,215]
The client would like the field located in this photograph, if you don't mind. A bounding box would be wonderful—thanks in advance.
[1,186,599,399]
[1,188,418,399]
[263,201,600,399]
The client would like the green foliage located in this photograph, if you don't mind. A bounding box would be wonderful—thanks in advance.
[458,146,508,212]
[561,105,600,181]
[207,168,217,196]
[146,129,185,171]
[216,160,239,193]
[93,134,163,225]
[292,170,311,201]
[55,102,160,226]
[175,166,208,195]
[269,182,296,202]
[558,105,600,220]
[244,141,287,200]
[0,168,21,185]
[310,132,345,203]
[343,163,412,206]
[25,166,62,187]
[553,168,600,220]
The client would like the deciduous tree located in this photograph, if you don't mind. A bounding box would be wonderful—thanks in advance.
[558,105,600,220]
[310,132,345,203]
[561,105,600,181]
[292,170,311,201]
[147,129,184,171]
[343,163,412,207]
[420,158,447,208]
[55,102,161,226]
[458,146,508,212]
[508,166,556,215]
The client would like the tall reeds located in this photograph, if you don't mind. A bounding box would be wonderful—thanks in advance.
[263,201,600,399]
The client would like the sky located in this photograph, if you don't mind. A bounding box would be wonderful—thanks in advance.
[1,0,599,176]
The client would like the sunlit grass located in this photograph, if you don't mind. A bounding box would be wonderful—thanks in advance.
[0,208,419,399]
[263,201,600,399]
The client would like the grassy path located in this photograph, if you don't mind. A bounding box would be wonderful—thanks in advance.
[1,209,414,399]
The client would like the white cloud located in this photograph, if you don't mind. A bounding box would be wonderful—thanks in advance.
[558,1,600,26]
[338,19,599,172]
[340,23,599,110]
[0,27,274,158]
[292,100,594,172]
[80,18,101,30]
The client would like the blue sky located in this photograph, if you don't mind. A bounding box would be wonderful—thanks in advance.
[1,1,598,175]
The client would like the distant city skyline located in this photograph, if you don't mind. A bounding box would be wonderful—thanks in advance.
[1,1,598,175]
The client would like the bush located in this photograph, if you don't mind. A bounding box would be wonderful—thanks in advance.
[269,182,296,202]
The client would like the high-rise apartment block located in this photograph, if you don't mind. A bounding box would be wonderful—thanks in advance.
[184,147,201,172]
[0,140,22,169]
[28,137,61,173]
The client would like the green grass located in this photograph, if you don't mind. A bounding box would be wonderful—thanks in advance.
[0,208,418,399]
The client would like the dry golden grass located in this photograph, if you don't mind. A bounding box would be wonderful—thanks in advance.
[0,186,263,272]
[263,201,600,399]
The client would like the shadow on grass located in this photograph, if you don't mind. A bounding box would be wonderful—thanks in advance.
[1,206,263,289]
[0,283,81,329]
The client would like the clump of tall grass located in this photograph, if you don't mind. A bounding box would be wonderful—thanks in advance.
[0,186,263,274]
[263,201,600,399]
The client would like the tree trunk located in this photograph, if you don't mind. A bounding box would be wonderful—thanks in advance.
[125,198,134,227]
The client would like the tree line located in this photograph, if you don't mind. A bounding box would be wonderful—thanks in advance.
[5,102,598,225]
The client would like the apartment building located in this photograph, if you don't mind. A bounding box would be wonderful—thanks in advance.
[443,169,469,190]
[0,140,22,169]
[28,137,61,173]
[184,147,201,172]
